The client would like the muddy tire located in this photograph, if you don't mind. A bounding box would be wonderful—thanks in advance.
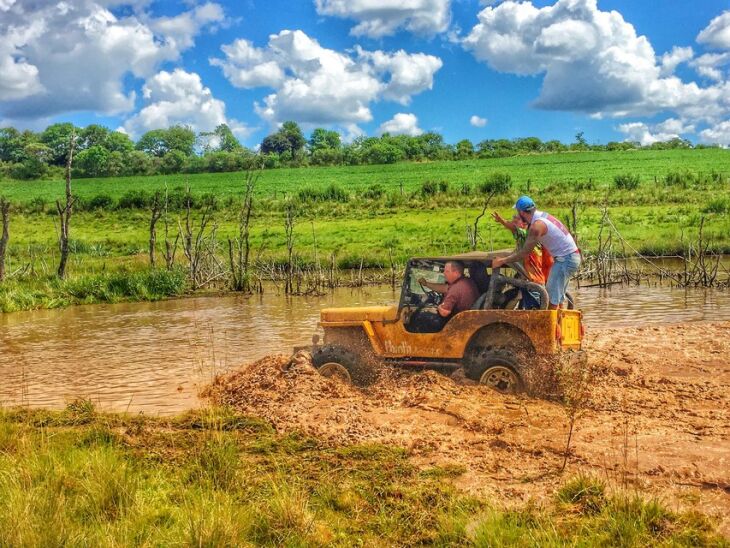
[464,349,524,394]
[312,345,378,387]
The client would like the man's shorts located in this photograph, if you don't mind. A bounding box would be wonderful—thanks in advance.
[546,251,581,306]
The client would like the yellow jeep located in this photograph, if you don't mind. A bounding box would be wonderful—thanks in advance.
[310,250,585,394]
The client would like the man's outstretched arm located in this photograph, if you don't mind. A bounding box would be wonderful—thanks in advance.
[492,222,541,268]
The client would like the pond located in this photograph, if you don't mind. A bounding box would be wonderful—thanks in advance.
[1,283,729,414]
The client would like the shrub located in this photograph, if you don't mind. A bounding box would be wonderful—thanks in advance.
[117,190,150,209]
[26,196,47,214]
[361,184,385,200]
[167,186,196,210]
[321,184,348,202]
[87,194,114,210]
[10,158,48,180]
[420,180,440,196]
[200,193,219,210]
[477,172,512,195]
[613,173,640,190]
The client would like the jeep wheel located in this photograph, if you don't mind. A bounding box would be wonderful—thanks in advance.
[464,350,524,394]
[317,362,352,384]
[312,345,377,387]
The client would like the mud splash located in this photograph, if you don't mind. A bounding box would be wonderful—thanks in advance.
[204,321,730,534]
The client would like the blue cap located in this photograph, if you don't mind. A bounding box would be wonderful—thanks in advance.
[513,195,536,211]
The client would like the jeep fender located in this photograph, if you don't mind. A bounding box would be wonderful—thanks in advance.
[464,321,536,358]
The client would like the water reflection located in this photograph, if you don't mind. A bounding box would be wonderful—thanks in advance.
[1,284,728,414]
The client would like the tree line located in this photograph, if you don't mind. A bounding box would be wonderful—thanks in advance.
[0,121,712,181]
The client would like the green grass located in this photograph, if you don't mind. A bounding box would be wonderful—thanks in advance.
[0,404,725,546]
[0,267,187,312]
[0,149,728,203]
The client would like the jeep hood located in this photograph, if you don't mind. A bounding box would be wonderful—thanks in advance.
[320,305,398,324]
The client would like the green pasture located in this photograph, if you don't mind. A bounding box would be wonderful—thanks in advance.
[0,149,728,203]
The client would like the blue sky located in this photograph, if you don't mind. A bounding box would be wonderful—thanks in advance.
[1,0,730,147]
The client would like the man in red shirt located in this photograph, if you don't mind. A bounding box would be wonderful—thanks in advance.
[412,261,480,332]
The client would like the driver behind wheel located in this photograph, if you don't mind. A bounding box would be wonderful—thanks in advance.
[413,261,480,333]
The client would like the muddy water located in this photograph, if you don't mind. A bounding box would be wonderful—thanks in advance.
[1,284,729,415]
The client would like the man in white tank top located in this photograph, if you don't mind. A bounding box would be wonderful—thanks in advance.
[492,196,581,309]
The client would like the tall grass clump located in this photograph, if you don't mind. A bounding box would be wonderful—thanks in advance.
[190,436,240,491]
[613,173,640,190]
[557,474,607,514]
[477,172,512,195]
[663,170,694,189]
[0,268,188,312]
[360,183,385,199]
[420,179,448,196]
[297,184,349,203]
[703,197,730,214]
[63,268,187,303]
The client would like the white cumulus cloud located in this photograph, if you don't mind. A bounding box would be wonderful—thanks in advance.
[697,10,730,50]
[148,2,226,51]
[212,30,442,129]
[355,48,443,105]
[470,115,488,127]
[691,52,730,82]
[123,69,250,139]
[617,118,695,146]
[0,1,224,121]
[699,119,730,146]
[462,0,730,123]
[211,39,285,88]
[378,113,423,136]
[314,0,451,38]
[660,46,694,76]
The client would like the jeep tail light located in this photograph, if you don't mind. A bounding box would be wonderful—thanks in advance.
[580,324,585,338]
[555,324,562,342]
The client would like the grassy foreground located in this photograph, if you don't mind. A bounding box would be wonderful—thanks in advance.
[0,403,725,546]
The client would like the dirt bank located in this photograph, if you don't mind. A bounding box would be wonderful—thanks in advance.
[204,321,730,533]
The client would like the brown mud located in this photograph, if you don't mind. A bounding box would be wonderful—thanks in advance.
[204,321,730,533]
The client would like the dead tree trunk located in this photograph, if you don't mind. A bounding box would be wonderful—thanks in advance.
[149,191,163,267]
[284,201,295,295]
[596,206,613,287]
[162,186,179,270]
[466,191,496,250]
[228,169,257,292]
[56,131,76,279]
[0,198,10,282]
[564,196,580,247]
[180,189,219,289]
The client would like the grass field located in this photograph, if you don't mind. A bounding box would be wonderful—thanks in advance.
[0,149,728,311]
[0,149,728,203]
[0,404,724,546]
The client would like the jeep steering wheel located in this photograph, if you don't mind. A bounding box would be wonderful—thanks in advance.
[418,282,442,307]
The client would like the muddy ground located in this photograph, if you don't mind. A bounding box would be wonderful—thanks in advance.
[204,321,730,533]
